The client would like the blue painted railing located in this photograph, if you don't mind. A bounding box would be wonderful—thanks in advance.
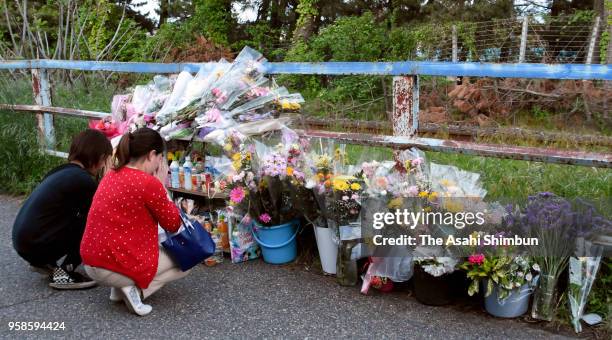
[0,60,610,80]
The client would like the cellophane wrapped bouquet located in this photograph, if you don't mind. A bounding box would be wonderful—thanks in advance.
[218,129,261,263]
[248,127,315,227]
[91,46,304,145]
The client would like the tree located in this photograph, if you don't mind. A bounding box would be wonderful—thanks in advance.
[157,0,193,27]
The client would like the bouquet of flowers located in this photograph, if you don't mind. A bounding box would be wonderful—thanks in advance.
[248,128,312,227]
[567,199,611,332]
[217,129,261,263]
[413,245,458,278]
[102,46,304,145]
[504,192,575,321]
[221,130,256,213]
[327,175,364,226]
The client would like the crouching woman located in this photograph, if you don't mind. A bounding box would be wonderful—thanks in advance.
[80,128,189,316]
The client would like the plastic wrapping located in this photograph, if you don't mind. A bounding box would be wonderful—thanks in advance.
[413,246,457,277]
[430,163,487,198]
[568,239,604,333]
[228,214,261,263]
[248,128,310,226]
[155,71,194,125]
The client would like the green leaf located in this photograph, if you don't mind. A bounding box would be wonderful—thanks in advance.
[486,279,494,297]
[468,280,479,296]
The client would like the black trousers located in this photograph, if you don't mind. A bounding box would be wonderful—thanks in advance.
[15,225,83,271]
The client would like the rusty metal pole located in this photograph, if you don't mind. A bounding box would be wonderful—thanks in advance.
[392,75,419,160]
[31,68,55,149]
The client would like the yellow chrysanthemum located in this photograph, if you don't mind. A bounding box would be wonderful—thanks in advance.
[439,179,456,187]
[333,179,349,191]
[428,191,439,202]
[350,182,361,191]
[418,191,429,198]
[223,143,233,152]
[245,152,252,161]
[232,153,241,161]
[388,197,403,209]
[286,167,294,176]
[404,160,412,170]
[232,159,242,171]
[443,200,464,213]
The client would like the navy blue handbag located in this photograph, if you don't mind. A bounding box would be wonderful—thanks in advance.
[162,211,215,271]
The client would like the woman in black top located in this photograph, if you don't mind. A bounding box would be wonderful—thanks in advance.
[12,129,112,290]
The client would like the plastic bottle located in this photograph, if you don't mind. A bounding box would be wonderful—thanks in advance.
[170,157,180,188]
[183,156,193,190]
[179,167,184,189]
[217,215,230,252]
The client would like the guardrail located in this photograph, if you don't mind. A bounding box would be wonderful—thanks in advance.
[0,60,610,167]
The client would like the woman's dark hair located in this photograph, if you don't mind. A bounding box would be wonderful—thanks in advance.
[68,129,113,170]
[114,127,165,169]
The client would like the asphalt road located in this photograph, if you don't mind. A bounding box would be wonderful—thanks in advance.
[0,195,572,339]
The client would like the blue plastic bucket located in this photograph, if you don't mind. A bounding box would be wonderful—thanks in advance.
[484,280,532,318]
[252,219,299,264]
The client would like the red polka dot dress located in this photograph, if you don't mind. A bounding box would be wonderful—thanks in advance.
[80,167,181,289]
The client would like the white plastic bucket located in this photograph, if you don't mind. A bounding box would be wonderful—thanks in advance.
[314,225,338,274]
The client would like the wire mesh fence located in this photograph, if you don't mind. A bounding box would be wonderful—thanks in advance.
[407,16,604,64]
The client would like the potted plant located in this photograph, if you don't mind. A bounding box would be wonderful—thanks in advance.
[413,251,458,306]
[460,253,539,318]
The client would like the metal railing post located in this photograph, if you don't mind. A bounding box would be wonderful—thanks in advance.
[519,17,528,63]
[452,25,458,63]
[586,16,601,65]
[31,68,55,149]
[392,75,419,158]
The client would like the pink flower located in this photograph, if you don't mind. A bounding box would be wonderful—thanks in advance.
[259,213,271,224]
[206,108,221,122]
[375,176,389,189]
[468,253,485,265]
[411,157,424,167]
[342,195,349,201]
[351,194,359,200]
[407,185,419,196]
[229,187,246,204]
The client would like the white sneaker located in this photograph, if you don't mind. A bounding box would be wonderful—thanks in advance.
[109,287,122,302]
[120,286,152,316]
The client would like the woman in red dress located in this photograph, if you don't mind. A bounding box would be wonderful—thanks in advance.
[81,128,188,316]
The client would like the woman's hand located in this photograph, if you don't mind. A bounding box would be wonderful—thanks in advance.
[154,158,169,185]
[102,156,114,177]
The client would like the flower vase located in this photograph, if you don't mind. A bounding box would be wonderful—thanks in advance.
[413,264,452,306]
[313,221,338,274]
[336,239,358,286]
[531,274,558,321]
